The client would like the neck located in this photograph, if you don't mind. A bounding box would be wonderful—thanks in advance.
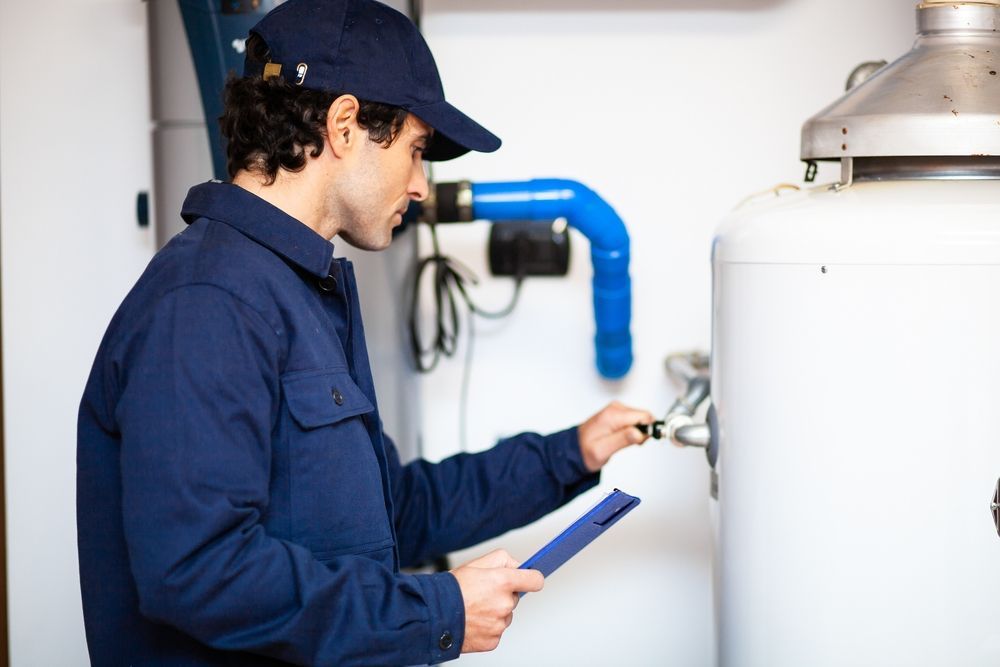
[232,166,338,240]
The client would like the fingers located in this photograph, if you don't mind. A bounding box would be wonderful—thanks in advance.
[578,401,657,472]
[462,549,520,570]
[603,404,656,432]
[451,556,541,654]
[495,550,521,569]
[599,423,649,450]
[454,551,541,594]
[584,402,655,436]
[452,551,541,595]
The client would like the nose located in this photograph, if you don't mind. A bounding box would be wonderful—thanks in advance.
[408,159,429,202]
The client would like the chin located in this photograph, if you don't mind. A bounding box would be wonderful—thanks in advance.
[339,231,393,252]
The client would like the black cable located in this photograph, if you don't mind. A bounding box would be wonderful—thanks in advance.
[406,222,522,572]
[407,224,523,375]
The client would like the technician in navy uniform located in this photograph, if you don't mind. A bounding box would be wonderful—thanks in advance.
[76,1,653,664]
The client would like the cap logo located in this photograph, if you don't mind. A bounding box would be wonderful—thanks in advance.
[263,62,282,80]
[295,63,308,86]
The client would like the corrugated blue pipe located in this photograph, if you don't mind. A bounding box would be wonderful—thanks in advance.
[471,179,632,379]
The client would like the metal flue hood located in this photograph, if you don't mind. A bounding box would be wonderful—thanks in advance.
[802,1,1000,166]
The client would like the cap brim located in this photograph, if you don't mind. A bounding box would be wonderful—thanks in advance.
[409,101,501,162]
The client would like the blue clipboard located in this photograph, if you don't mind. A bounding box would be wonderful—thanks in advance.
[519,488,640,588]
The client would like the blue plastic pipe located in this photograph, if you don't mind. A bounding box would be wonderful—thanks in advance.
[471,179,633,379]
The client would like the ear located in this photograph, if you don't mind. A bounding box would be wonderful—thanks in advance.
[326,94,362,158]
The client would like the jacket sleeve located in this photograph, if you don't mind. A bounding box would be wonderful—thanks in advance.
[385,427,600,569]
[114,284,463,666]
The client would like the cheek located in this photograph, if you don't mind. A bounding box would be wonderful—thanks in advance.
[388,149,415,188]
[354,153,387,208]
[370,152,401,199]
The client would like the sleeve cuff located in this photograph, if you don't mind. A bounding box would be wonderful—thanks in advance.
[543,426,601,491]
[414,571,465,664]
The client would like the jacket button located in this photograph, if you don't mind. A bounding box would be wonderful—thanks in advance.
[318,275,338,292]
[438,631,454,651]
[331,389,344,405]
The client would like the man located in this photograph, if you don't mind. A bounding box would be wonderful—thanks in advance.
[77,0,653,664]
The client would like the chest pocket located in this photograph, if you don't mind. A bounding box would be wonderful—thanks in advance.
[281,369,394,560]
[284,369,374,426]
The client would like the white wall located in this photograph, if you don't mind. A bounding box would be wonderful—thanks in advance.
[0,0,914,665]
[0,1,155,665]
[418,2,913,665]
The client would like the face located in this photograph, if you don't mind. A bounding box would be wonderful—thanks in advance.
[331,114,431,251]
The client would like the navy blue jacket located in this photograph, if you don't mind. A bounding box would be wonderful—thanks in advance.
[76,182,598,666]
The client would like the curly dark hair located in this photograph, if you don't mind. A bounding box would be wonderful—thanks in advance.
[220,33,408,183]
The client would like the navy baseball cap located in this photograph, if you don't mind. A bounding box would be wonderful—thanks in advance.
[243,0,501,161]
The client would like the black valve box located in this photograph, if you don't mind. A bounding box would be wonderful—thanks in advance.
[488,220,570,277]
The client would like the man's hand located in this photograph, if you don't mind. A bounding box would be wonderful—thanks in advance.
[578,401,655,472]
[450,549,544,653]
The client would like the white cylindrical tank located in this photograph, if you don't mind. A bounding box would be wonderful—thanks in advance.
[712,180,1000,665]
[711,3,1000,665]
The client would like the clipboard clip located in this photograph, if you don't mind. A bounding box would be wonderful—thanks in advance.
[593,489,641,526]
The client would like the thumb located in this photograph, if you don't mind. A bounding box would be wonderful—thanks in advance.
[508,568,544,594]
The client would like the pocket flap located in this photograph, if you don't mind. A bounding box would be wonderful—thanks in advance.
[282,370,374,429]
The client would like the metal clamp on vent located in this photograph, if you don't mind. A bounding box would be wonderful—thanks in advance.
[425,181,473,223]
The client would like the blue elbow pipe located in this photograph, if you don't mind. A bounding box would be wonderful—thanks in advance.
[471,179,632,379]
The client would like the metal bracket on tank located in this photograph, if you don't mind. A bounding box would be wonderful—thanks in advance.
[804,160,818,183]
[832,157,854,192]
[992,479,1000,538]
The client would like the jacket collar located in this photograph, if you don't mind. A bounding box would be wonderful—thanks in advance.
[180,181,335,279]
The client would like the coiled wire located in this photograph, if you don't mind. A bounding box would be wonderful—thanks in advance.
[407,224,523,374]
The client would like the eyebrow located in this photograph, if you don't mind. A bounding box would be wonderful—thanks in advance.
[413,131,433,145]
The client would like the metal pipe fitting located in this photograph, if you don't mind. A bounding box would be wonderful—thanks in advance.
[674,424,711,449]
[665,351,709,389]
[662,351,712,449]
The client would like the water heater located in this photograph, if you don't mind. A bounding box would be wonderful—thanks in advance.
[710,2,1000,664]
